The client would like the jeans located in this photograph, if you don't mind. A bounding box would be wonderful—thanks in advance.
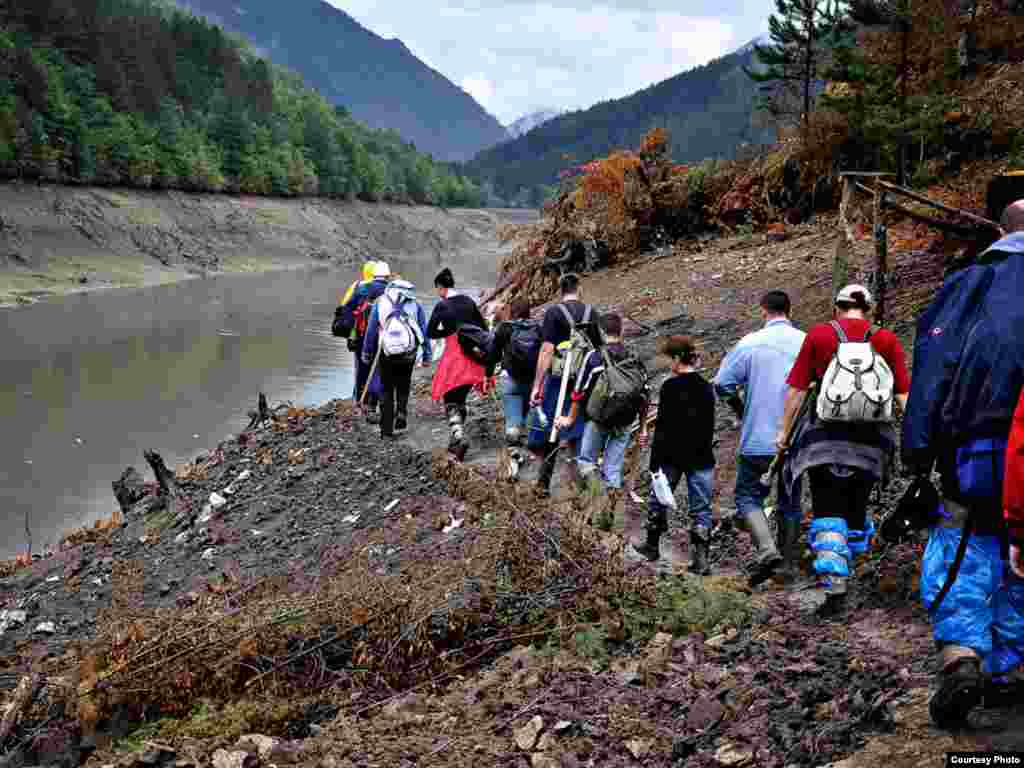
[578,420,631,489]
[648,463,714,533]
[378,357,414,436]
[500,373,530,443]
[735,454,802,522]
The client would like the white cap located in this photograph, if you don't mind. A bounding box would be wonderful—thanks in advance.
[373,261,391,278]
[836,284,873,307]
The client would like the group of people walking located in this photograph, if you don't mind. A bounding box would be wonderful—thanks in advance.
[336,193,1024,729]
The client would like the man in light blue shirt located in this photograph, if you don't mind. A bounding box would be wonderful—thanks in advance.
[715,290,806,585]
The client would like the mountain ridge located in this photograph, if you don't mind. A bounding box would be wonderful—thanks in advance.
[175,0,510,161]
[506,109,564,139]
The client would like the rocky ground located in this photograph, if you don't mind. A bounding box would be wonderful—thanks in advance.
[1,216,1021,768]
[0,182,529,306]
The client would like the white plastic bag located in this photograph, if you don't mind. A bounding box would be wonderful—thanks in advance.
[651,468,676,509]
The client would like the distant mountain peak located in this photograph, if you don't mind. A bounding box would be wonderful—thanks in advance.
[506,109,564,139]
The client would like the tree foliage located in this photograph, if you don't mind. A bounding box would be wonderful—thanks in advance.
[0,0,481,205]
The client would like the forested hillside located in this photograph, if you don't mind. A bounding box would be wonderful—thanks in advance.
[464,43,774,207]
[0,0,482,205]
[176,0,510,162]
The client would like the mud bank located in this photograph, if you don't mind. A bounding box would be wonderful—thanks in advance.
[0,182,527,306]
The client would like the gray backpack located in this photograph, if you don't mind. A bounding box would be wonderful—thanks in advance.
[815,321,895,423]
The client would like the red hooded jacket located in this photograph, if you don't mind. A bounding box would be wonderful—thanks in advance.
[1004,388,1024,543]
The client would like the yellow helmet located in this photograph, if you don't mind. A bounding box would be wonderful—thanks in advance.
[362,261,378,281]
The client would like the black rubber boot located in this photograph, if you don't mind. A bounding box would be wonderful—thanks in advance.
[632,527,663,562]
[778,518,802,582]
[446,404,467,461]
[930,657,984,729]
[394,411,408,433]
[690,527,711,576]
[746,508,783,587]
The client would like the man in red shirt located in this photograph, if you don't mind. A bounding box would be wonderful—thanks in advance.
[777,284,910,616]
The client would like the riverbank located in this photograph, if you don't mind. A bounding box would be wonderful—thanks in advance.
[0,182,529,307]
[0,215,1018,768]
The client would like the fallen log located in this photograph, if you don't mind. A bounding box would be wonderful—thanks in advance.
[0,672,43,748]
[877,180,1001,232]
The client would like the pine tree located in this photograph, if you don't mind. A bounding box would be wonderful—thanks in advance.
[745,0,847,140]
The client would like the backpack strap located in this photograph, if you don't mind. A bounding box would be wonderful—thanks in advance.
[581,304,592,326]
[557,303,575,331]
[829,320,849,344]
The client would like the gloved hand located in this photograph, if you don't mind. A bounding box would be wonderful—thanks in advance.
[346,338,358,352]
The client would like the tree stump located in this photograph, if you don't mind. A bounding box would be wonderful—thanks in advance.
[112,467,147,515]
[143,450,179,509]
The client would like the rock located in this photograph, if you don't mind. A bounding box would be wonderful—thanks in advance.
[113,467,148,514]
[530,754,559,768]
[266,743,302,764]
[175,531,189,544]
[626,739,651,759]
[0,609,27,633]
[211,751,256,768]
[713,742,754,767]
[553,720,573,734]
[33,621,56,635]
[686,694,724,733]
[536,733,557,751]
[705,628,738,650]
[200,548,216,562]
[514,716,544,751]
[209,493,227,510]
[159,584,172,596]
[237,734,278,759]
[236,470,252,482]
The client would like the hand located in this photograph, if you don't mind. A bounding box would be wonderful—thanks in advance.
[775,430,789,453]
[638,431,649,449]
[554,415,573,431]
[1011,542,1024,580]
[530,384,543,407]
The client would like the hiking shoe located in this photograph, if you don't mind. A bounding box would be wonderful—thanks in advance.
[930,658,984,729]
[366,409,381,425]
[394,414,408,433]
[630,531,663,563]
[748,552,784,588]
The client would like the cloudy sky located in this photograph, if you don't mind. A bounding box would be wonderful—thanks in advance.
[331,1,773,126]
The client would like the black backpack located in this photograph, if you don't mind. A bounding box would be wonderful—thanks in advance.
[502,320,542,381]
[456,323,494,366]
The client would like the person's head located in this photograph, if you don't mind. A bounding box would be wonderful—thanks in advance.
[834,284,872,318]
[559,273,580,298]
[361,261,378,281]
[760,290,791,321]
[434,267,455,297]
[509,299,531,321]
[600,312,623,340]
[1001,199,1024,235]
[373,261,392,280]
[660,334,699,372]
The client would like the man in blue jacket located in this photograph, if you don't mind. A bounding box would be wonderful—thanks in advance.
[715,290,806,586]
[903,199,1024,729]
[361,279,432,439]
[342,261,392,421]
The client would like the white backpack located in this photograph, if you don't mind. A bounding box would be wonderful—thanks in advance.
[378,287,422,360]
[815,321,895,424]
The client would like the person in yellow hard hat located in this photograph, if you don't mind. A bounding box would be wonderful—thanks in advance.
[342,261,378,306]
[334,261,379,404]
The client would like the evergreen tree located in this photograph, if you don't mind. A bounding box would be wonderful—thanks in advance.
[745,0,847,140]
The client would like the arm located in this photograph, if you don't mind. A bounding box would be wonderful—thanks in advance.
[1005,396,1024,577]
[714,343,750,423]
[777,386,808,451]
[531,342,555,404]
[361,305,380,364]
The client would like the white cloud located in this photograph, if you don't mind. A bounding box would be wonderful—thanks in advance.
[331,1,773,124]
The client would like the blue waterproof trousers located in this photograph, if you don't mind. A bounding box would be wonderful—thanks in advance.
[922,501,1024,678]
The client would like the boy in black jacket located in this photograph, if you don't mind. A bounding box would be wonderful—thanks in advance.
[632,335,716,574]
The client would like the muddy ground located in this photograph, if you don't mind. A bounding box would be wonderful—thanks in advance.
[0,182,530,306]
[1,217,1021,768]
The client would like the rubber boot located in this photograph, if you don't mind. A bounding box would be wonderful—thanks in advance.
[690,526,711,576]
[809,517,851,619]
[446,404,467,462]
[394,410,408,433]
[746,508,783,587]
[930,656,984,729]
[778,518,802,583]
[535,450,555,498]
[630,526,663,562]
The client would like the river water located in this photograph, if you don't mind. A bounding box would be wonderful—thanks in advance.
[0,252,500,558]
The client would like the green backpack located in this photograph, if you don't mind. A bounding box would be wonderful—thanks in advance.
[585,348,649,430]
[550,303,595,380]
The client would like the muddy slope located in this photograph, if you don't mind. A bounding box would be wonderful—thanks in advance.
[0,182,527,305]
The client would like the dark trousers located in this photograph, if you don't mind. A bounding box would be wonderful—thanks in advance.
[353,337,378,408]
[378,357,414,436]
[443,384,472,411]
[807,465,872,530]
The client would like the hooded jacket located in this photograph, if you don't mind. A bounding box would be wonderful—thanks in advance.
[902,233,1024,472]
[362,280,432,364]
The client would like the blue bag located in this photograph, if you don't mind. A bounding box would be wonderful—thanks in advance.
[955,436,1008,500]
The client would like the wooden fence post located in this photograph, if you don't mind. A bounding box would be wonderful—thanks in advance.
[873,181,888,327]
[833,176,854,301]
